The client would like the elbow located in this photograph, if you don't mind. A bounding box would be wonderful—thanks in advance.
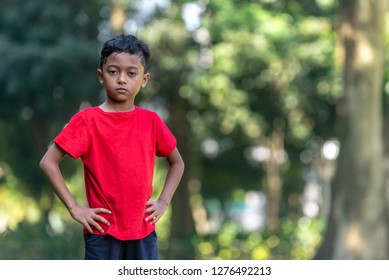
[179,159,185,175]
[39,156,49,171]
[181,160,185,172]
[172,158,185,175]
[39,157,46,171]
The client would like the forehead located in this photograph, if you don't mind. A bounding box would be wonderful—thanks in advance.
[105,52,144,68]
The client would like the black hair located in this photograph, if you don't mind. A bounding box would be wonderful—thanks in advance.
[99,34,150,70]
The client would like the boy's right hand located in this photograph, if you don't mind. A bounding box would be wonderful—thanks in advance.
[68,204,111,234]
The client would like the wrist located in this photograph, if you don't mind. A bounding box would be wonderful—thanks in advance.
[67,203,79,214]
[157,199,169,207]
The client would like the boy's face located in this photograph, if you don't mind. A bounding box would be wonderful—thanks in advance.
[97,52,150,105]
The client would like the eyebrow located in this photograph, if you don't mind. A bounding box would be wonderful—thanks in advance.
[106,65,140,70]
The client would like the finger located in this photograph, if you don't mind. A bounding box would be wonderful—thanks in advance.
[95,216,110,226]
[146,212,156,222]
[144,206,155,213]
[145,200,154,206]
[147,211,162,223]
[90,220,104,233]
[95,208,111,214]
[83,222,94,234]
[150,215,160,224]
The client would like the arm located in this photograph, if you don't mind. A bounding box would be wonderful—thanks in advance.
[145,147,185,224]
[39,143,111,233]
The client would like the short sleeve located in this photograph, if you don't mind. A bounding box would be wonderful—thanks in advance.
[54,112,89,159]
[154,114,176,157]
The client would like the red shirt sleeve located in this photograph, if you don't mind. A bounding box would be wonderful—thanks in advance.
[154,113,176,157]
[54,111,90,159]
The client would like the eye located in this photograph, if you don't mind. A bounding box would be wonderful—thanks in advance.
[107,70,118,75]
[128,72,136,77]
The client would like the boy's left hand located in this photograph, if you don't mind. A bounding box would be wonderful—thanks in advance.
[145,200,168,224]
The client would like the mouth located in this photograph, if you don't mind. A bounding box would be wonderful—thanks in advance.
[116,87,128,93]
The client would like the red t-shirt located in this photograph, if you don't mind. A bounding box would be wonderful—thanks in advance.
[54,106,176,240]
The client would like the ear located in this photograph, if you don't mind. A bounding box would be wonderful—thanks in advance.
[97,69,104,84]
[141,72,150,88]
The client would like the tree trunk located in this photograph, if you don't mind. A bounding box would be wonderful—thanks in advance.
[265,119,285,234]
[165,97,196,259]
[315,0,388,259]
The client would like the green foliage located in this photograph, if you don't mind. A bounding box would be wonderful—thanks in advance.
[0,0,342,260]
[184,1,341,226]
[199,0,339,142]
[0,159,85,259]
[0,1,105,258]
[0,221,84,260]
[0,0,105,197]
[194,217,325,260]
[382,12,389,114]
[182,0,338,260]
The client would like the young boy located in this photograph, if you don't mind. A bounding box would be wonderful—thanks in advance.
[39,34,185,260]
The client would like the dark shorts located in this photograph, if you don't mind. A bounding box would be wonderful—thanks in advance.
[84,231,158,260]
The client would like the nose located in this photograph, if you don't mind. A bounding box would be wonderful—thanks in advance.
[117,73,126,84]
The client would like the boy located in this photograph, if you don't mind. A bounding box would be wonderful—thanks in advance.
[39,34,185,260]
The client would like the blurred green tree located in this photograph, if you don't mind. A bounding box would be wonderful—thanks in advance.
[315,0,389,259]
[0,0,106,257]
[4,0,385,260]
[186,0,339,259]
[0,0,104,196]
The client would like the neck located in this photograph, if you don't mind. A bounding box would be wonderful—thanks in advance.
[99,101,135,112]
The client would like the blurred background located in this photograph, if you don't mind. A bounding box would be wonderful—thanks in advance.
[1,0,389,260]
